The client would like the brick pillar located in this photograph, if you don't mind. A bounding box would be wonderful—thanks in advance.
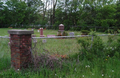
[40,28,45,37]
[8,30,34,70]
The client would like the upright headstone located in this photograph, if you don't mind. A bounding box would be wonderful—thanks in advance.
[47,35,56,38]
[40,28,45,37]
[58,24,64,32]
[58,24,64,36]
[69,32,75,36]
[8,30,34,70]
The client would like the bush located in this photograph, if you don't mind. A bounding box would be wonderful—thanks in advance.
[105,36,120,58]
[62,31,68,36]
[91,36,105,58]
[71,36,106,61]
[70,35,120,61]
[33,53,62,70]
[81,30,90,35]
[57,31,68,36]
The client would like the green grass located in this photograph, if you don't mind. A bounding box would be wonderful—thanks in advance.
[0,28,120,78]
[0,28,10,36]
[0,28,107,37]
[33,39,80,55]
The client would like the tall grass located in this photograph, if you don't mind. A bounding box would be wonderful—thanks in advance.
[0,38,11,71]
[0,58,119,78]
[0,28,120,78]
[32,39,80,55]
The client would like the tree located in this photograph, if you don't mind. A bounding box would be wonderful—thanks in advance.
[94,4,116,29]
[115,1,120,27]
[0,1,5,27]
[5,0,28,26]
[25,0,43,25]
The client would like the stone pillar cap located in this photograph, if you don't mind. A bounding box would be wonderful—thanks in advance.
[59,24,64,26]
[8,29,34,34]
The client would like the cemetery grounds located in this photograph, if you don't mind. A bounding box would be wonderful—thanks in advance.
[0,28,120,78]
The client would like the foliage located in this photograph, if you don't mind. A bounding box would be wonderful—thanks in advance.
[72,35,120,61]
[57,31,68,36]
[0,0,46,28]
[81,30,90,35]
[62,31,68,36]
[33,52,62,70]
[89,30,96,36]
[115,2,120,27]
[105,35,120,58]
[54,0,119,31]
[0,29,120,77]
[94,4,117,30]
[0,0,120,31]
[76,36,105,61]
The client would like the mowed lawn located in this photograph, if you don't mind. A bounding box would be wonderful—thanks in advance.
[0,28,105,36]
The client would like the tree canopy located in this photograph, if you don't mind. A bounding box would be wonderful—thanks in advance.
[0,0,120,31]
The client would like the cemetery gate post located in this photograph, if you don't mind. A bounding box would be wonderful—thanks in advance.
[8,30,34,70]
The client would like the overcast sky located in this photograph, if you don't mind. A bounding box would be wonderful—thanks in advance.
[1,0,7,3]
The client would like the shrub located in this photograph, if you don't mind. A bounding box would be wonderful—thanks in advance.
[57,31,68,36]
[81,30,90,35]
[91,36,105,58]
[33,53,62,70]
[89,30,96,36]
[105,36,120,59]
[71,36,105,61]
[31,40,63,70]
[57,31,62,36]
[62,31,68,36]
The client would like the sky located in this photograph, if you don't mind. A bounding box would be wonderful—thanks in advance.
[1,0,7,3]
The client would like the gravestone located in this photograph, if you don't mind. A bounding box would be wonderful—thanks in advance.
[58,24,64,32]
[47,35,56,38]
[69,32,75,36]
[58,24,64,36]
[40,28,45,37]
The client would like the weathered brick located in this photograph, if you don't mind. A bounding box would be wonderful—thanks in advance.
[8,30,34,70]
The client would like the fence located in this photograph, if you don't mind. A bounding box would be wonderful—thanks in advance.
[0,34,120,70]
[0,34,119,54]
[0,34,119,55]
[1,24,118,32]
[31,34,119,55]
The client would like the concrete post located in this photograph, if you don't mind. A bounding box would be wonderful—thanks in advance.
[8,30,34,70]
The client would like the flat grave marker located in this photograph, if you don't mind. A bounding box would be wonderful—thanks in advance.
[47,35,56,38]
